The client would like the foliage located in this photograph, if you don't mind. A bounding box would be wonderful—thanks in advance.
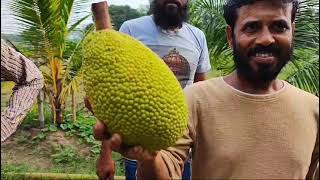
[7,0,94,123]
[21,104,52,130]
[109,5,146,30]
[60,113,100,156]
[51,147,80,164]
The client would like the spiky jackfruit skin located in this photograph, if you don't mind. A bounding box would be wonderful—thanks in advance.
[82,30,188,151]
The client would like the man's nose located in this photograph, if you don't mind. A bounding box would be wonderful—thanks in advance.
[256,27,275,46]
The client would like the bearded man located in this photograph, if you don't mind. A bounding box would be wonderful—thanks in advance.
[117,0,211,179]
[93,0,319,179]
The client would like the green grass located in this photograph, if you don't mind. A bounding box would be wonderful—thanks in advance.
[1,81,15,111]
[1,89,125,178]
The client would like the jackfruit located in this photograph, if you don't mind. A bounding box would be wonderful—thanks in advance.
[82,29,188,151]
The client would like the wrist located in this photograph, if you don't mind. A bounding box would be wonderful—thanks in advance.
[137,153,170,179]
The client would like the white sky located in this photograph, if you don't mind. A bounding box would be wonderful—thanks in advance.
[1,0,150,34]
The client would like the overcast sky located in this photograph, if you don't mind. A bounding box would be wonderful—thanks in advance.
[1,0,150,34]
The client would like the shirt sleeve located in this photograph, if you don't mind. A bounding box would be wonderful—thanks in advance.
[119,22,131,35]
[158,87,198,179]
[1,39,44,142]
[196,32,211,74]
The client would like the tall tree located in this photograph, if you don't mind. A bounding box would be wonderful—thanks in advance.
[7,0,93,124]
[109,5,145,30]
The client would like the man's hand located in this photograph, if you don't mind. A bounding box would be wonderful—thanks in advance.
[93,121,158,180]
[96,140,115,180]
[93,121,158,161]
[85,97,115,180]
[87,97,161,179]
[84,96,94,114]
[107,132,158,162]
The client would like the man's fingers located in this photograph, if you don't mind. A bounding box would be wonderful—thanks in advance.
[84,96,93,114]
[143,149,158,161]
[110,133,122,151]
[107,174,114,180]
[93,120,111,140]
[97,172,107,180]
[125,146,143,159]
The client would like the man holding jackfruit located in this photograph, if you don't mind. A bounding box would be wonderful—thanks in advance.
[94,0,319,179]
[118,0,211,179]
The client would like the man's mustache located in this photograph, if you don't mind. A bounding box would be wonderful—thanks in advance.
[248,44,281,57]
[164,0,181,7]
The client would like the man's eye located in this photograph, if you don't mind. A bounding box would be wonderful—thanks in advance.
[243,23,259,33]
[272,22,289,33]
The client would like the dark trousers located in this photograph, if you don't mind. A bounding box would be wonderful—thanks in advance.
[124,157,192,180]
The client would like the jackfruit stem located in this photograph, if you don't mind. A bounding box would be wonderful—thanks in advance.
[91,2,114,179]
[92,1,112,30]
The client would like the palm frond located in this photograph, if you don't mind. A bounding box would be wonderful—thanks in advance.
[294,0,319,50]
[280,48,319,96]
[189,0,233,74]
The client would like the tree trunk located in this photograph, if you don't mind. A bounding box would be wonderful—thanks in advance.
[38,89,45,128]
[54,79,63,125]
[72,90,77,122]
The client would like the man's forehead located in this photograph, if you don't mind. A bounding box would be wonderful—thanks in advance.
[238,1,293,12]
[237,1,293,20]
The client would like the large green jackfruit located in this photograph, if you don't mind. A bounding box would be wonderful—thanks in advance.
[82,30,188,151]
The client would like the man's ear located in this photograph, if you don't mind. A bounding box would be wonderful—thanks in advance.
[226,26,234,50]
[291,22,295,37]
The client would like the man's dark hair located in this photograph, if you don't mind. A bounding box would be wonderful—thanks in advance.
[223,0,299,29]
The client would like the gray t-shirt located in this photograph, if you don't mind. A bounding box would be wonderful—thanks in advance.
[119,15,211,88]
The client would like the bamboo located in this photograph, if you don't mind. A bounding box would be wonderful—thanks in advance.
[38,89,45,128]
[3,172,125,180]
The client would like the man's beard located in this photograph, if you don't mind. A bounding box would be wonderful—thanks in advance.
[150,0,188,30]
[232,40,293,85]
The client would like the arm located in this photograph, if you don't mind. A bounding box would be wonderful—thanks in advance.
[94,120,194,180]
[136,153,170,179]
[136,126,194,179]
[195,32,211,81]
[306,131,319,180]
[85,97,115,180]
[119,22,131,35]
[1,40,44,142]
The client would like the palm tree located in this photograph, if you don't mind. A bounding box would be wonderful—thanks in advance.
[189,0,319,96]
[7,0,93,124]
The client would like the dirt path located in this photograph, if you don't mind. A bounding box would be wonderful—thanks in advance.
[1,129,93,172]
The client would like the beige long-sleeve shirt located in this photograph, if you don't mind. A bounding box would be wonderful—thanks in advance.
[1,40,44,142]
[160,77,319,179]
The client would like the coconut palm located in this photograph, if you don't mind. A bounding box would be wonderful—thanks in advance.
[189,0,319,96]
[6,0,93,124]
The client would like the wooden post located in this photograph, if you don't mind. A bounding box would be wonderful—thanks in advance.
[38,89,44,128]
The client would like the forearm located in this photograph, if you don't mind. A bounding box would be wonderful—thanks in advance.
[1,80,42,142]
[137,154,170,180]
